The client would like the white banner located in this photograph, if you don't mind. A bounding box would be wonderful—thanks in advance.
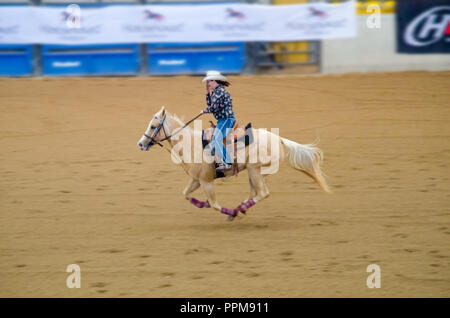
[0,2,356,44]
[0,6,37,44]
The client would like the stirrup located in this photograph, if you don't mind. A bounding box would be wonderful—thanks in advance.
[216,162,232,171]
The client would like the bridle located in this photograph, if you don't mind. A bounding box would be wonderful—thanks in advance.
[144,112,204,149]
[144,114,167,148]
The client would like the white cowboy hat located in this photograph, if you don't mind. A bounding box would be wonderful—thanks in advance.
[202,70,228,83]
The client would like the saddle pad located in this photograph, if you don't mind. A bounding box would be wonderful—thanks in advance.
[202,123,253,149]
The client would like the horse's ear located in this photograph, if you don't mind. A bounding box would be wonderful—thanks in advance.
[160,106,166,116]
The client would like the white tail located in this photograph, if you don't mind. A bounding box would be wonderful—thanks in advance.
[281,137,331,193]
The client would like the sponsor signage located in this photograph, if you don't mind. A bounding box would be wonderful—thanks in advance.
[0,3,356,44]
[397,0,450,53]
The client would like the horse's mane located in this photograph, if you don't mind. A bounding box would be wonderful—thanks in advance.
[168,112,191,132]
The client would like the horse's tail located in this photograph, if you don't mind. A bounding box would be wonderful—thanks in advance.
[280,137,331,193]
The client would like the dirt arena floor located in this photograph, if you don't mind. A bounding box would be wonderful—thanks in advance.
[1,71,449,297]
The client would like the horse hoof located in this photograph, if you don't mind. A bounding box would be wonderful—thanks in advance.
[227,215,236,222]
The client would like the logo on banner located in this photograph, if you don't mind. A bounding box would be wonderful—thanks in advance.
[404,6,450,47]
[226,8,246,20]
[144,10,164,22]
[308,7,328,19]
[204,8,264,34]
[122,9,184,37]
[287,5,348,34]
[62,4,82,29]
[40,6,101,36]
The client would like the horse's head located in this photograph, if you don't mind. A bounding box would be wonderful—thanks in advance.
[137,106,168,151]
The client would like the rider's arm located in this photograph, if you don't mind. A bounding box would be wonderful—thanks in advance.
[204,93,212,113]
[204,87,224,114]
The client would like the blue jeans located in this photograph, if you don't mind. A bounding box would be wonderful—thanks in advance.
[211,118,235,165]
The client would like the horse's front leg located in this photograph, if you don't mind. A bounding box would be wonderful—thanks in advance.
[200,180,237,220]
[183,178,210,208]
[236,165,270,214]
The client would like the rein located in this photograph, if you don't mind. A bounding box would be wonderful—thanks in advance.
[146,112,204,148]
[159,112,204,143]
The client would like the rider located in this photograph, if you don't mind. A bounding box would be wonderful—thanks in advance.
[201,70,236,171]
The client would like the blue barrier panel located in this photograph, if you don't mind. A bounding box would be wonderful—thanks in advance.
[41,44,140,76]
[0,45,34,76]
[147,42,246,75]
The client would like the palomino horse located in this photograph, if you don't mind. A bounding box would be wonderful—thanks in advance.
[138,106,330,220]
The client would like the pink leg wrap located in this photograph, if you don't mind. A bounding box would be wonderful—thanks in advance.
[236,199,256,213]
[221,207,238,218]
[190,198,210,208]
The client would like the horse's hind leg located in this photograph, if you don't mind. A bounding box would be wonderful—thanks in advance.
[247,175,268,201]
[237,166,269,214]
[200,180,237,220]
[183,178,210,208]
[262,176,270,195]
[247,176,257,201]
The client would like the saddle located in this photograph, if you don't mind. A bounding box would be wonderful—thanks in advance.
[202,121,254,178]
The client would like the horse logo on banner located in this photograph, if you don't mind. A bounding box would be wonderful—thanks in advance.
[308,7,328,18]
[144,10,164,21]
[226,8,246,20]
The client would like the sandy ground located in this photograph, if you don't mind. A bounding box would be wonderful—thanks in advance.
[0,71,449,298]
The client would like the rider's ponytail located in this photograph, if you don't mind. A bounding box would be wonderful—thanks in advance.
[216,80,230,87]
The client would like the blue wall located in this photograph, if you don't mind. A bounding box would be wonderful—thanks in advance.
[148,42,246,75]
[41,44,141,76]
[0,45,34,76]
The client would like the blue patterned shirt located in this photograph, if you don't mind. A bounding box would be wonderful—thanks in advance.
[204,85,235,120]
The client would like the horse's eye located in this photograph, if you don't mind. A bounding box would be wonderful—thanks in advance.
[151,126,156,130]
